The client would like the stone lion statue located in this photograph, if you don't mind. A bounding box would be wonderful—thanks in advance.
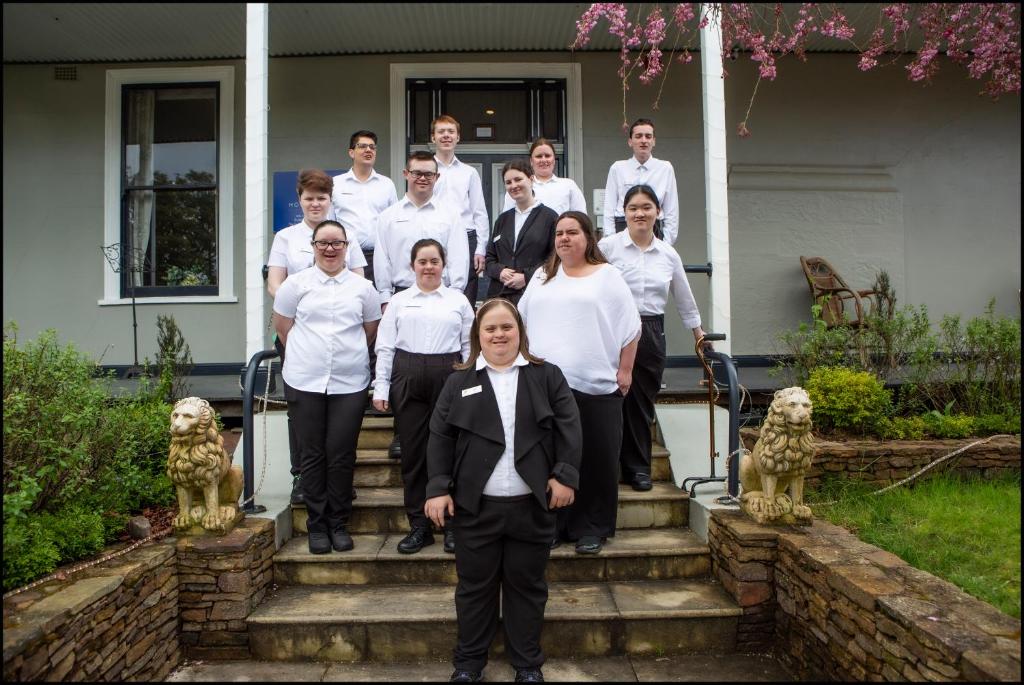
[167,397,243,534]
[739,386,815,525]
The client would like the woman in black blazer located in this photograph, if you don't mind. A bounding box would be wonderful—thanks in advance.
[483,159,559,305]
[425,298,582,684]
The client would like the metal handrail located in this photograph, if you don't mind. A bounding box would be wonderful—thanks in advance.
[240,348,279,513]
[680,333,741,499]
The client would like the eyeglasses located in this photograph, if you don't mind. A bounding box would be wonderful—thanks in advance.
[406,170,437,180]
[354,143,377,151]
[312,239,348,250]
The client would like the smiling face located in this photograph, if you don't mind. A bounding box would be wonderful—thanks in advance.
[403,158,439,203]
[504,168,533,204]
[431,122,460,153]
[311,223,348,276]
[554,216,588,266]
[625,189,659,234]
[348,135,377,167]
[530,144,556,180]
[627,124,656,163]
[299,189,331,226]
[478,303,521,368]
[412,244,444,292]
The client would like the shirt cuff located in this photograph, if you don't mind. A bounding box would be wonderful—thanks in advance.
[373,381,390,404]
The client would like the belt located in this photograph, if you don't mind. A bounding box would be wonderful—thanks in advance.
[481,493,533,503]
[394,349,461,367]
[393,285,409,295]
[641,314,664,323]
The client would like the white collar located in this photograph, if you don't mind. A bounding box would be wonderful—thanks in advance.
[533,175,559,185]
[514,200,539,216]
[475,352,529,372]
[341,168,381,183]
[632,155,655,168]
[623,230,659,253]
[410,284,444,297]
[401,194,436,210]
[313,264,347,284]
[435,154,460,169]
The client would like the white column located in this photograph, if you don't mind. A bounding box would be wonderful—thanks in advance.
[700,4,733,354]
[245,3,269,361]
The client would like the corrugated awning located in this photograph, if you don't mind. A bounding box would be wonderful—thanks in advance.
[4,3,886,64]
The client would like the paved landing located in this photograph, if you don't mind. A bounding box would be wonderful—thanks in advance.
[166,654,796,682]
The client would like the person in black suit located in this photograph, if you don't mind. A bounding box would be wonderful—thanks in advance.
[425,298,582,684]
[483,159,559,305]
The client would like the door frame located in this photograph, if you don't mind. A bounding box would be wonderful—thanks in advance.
[388,63,583,187]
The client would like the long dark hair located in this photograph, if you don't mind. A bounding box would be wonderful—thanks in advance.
[454,298,543,370]
[541,211,606,283]
[623,184,661,212]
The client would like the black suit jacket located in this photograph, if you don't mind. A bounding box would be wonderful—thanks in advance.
[483,205,559,300]
[426,360,582,516]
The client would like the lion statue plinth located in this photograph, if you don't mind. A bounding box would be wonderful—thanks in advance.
[167,397,244,535]
[739,387,815,526]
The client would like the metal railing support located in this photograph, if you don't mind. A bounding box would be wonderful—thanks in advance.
[240,348,279,514]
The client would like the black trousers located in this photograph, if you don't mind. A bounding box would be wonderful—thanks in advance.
[453,494,555,672]
[361,248,375,287]
[288,386,367,534]
[390,349,460,529]
[464,230,479,305]
[557,390,624,540]
[274,337,301,478]
[620,315,667,480]
[613,216,664,240]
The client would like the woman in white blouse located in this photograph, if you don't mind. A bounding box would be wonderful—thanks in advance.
[265,169,367,505]
[273,220,381,555]
[501,138,587,215]
[518,211,641,555]
[373,239,474,555]
[599,185,707,493]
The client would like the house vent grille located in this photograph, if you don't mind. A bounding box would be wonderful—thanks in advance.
[54,66,77,81]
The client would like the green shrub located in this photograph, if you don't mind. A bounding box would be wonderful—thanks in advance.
[921,412,976,439]
[3,323,175,591]
[805,366,892,435]
[972,414,1022,436]
[877,415,928,440]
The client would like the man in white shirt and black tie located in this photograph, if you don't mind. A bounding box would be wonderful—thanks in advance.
[602,118,679,245]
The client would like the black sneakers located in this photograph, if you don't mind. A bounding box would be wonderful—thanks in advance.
[397,526,435,554]
[449,669,482,682]
[308,531,331,554]
[331,528,354,552]
[515,667,544,683]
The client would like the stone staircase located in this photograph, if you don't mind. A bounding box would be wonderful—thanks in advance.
[247,416,743,663]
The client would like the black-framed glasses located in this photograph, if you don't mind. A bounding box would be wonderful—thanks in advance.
[407,170,438,180]
[354,143,377,151]
[312,239,348,250]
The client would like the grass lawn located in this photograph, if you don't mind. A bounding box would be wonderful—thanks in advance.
[807,472,1021,619]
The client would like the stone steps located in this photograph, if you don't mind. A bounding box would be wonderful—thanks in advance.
[292,483,688,534]
[247,579,742,662]
[273,528,710,586]
[351,446,672,487]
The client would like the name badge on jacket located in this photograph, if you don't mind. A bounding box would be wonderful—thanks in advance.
[462,385,482,398]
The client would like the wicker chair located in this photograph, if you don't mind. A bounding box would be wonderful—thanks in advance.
[799,256,887,329]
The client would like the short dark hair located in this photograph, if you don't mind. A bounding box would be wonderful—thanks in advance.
[406,150,438,170]
[410,238,446,266]
[629,118,656,137]
[623,184,661,212]
[296,168,333,196]
[349,130,378,149]
[312,220,347,241]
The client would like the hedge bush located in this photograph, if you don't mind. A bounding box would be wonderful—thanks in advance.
[3,324,175,591]
[805,366,892,435]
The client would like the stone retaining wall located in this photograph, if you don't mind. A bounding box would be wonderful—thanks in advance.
[708,510,1021,681]
[740,430,1020,490]
[3,543,180,681]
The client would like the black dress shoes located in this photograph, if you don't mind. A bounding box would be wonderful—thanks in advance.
[397,526,435,554]
[574,535,603,555]
[308,531,331,555]
[631,472,653,491]
[331,528,354,552]
[550,536,561,550]
[449,669,482,682]
[290,475,304,504]
[443,528,456,554]
[515,667,545,682]
[388,435,402,459]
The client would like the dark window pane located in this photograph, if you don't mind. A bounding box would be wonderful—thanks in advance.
[412,86,432,144]
[154,190,217,287]
[124,86,217,187]
[541,88,563,141]
[446,88,528,143]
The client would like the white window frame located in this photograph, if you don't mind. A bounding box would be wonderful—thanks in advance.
[101,66,236,305]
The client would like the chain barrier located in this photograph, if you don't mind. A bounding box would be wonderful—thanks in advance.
[236,358,274,510]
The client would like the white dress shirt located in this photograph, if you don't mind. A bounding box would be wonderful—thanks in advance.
[432,155,490,256]
[373,195,470,303]
[267,221,367,275]
[598,231,702,329]
[273,266,382,394]
[329,169,399,250]
[502,175,587,216]
[372,284,474,402]
[518,264,641,395]
[478,353,533,497]
[512,200,540,249]
[603,156,679,245]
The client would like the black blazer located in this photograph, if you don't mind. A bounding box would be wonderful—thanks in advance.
[426,360,582,516]
[483,204,559,300]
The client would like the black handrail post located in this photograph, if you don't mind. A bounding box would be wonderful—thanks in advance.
[707,350,741,498]
[241,348,279,514]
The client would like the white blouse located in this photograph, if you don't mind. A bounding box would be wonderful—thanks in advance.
[329,169,399,250]
[518,264,641,395]
[478,353,532,497]
[274,266,382,394]
[598,230,702,328]
[502,175,587,216]
[372,284,474,403]
[267,221,367,276]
